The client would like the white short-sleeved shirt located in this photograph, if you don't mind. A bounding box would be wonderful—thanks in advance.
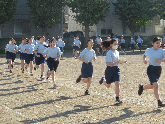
[131,39,135,44]
[163,37,165,43]
[79,48,96,62]
[95,38,102,45]
[137,38,143,43]
[121,39,125,43]
[34,43,46,54]
[43,47,62,58]
[57,41,65,47]
[106,49,119,66]
[18,43,26,53]
[25,43,35,54]
[144,47,165,66]
[5,44,10,51]
[73,40,81,46]
[6,44,18,53]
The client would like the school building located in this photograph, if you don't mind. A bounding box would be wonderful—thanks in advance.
[0,0,165,40]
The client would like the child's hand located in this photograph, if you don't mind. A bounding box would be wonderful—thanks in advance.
[143,60,147,64]
[85,61,89,64]
[46,56,49,59]
[93,57,96,61]
[54,58,58,61]
[123,60,127,63]
[37,55,40,57]
[27,48,30,50]
[155,59,161,63]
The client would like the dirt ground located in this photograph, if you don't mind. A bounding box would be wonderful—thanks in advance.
[0,50,165,124]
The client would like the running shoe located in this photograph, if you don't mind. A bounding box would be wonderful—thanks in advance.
[85,90,90,95]
[11,65,13,68]
[115,99,122,105]
[10,70,12,73]
[22,69,24,73]
[30,72,33,76]
[53,82,57,88]
[34,67,36,70]
[46,78,50,82]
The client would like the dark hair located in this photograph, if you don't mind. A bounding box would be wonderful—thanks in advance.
[152,37,161,43]
[58,36,63,39]
[101,39,117,49]
[86,39,93,45]
[25,38,29,44]
[50,38,56,43]
[97,35,100,37]
[36,36,41,40]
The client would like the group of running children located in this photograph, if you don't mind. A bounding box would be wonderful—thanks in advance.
[95,34,144,55]
[4,35,165,107]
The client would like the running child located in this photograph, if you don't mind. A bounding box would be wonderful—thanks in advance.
[130,36,135,54]
[95,35,102,55]
[5,38,18,73]
[34,36,46,79]
[18,38,27,73]
[136,35,143,52]
[76,39,96,95]
[5,37,12,65]
[73,36,81,59]
[120,35,126,54]
[43,38,61,88]
[24,38,35,76]
[99,39,127,105]
[56,36,65,59]
[138,37,165,107]
[72,37,76,57]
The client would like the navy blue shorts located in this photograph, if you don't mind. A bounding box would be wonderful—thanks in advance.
[147,65,162,85]
[81,62,93,78]
[121,43,125,49]
[130,44,135,49]
[74,46,79,51]
[73,46,76,50]
[20,53,26,60]
[59,47,64,52]
[138,43,141,48]
[105,66,120,84]
[97,44,101,48]
[6,51,9,59]
[35,53,45,65]
[7,52,16,62]
[47,57,59,72]
[25,54,34,64]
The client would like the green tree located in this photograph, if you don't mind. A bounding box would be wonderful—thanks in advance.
[113,0,159,37]
[68,0,111,41]
[155,0,165,19]
[27,0,65,36]
[0,0,18,25]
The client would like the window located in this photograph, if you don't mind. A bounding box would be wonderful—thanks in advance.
[14,22,22,34]
[14,20,30,35]
[107,29,112,34]
[101,29,112,35]
[136,25,145,33]
[123,27,126,34]
[101,29,106,35]
[141,25,145,33]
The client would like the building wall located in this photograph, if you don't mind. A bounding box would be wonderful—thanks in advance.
[0,0,62,39]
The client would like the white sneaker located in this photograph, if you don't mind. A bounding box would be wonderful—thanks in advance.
[25,67,28,72]
[30,72,33,76]
[115,99,122,105]
[53,82,57,88]
[46,79,50,82]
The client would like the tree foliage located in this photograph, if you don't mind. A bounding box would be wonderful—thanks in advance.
[113,0,159,36]
[68,0,111,41]
[0,0,18,25]
[27,0,65,36]
[155,0,165,19]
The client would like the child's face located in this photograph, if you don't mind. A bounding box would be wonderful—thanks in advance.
[87,40,94,47]
[52,40,56,46]
[76,37,79,40]
[46,40,49,43]
[40,37,45,43]
[10,39,14,45]
[152,40,161,49]
[121,36,123,39]
[111,41,118,47]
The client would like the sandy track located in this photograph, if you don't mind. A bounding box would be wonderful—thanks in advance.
[0,52,165,124]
